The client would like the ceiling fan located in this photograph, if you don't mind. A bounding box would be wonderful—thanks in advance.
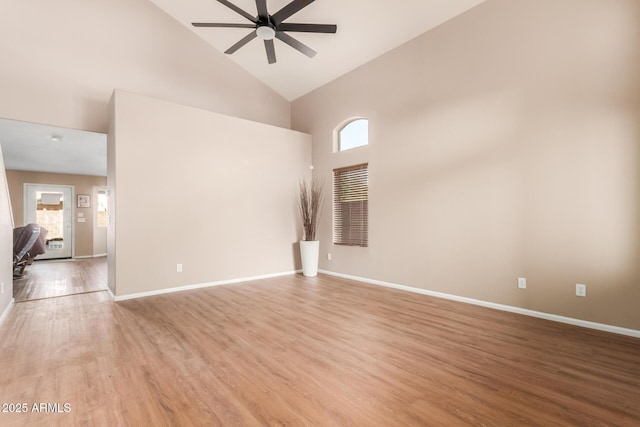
[192,0,337,64]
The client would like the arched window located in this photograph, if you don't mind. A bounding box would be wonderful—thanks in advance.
[337,119,368,152]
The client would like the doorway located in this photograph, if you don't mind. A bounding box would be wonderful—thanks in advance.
[24,184,73,259]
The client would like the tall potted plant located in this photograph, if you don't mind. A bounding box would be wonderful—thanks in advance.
[298,178,324,277]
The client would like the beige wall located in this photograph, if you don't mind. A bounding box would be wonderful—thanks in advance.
[6,170,107,258]
[0,0,289,134]
[292,0,640,329]
[109,91,311,297]
[0,148,14,318]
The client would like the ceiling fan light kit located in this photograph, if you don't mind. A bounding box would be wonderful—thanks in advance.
[256,25,276,40]
[192,0,337,64]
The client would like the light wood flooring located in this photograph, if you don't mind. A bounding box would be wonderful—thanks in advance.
[12,257,107,302]
[0,273,639,426]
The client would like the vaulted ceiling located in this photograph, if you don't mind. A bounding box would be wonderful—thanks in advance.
[0,0,485,176]
[149,0,486,100]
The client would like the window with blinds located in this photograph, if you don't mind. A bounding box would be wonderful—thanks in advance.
[333,163,368,247]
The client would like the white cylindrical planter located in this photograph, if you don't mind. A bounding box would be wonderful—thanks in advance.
[300,240,320,277]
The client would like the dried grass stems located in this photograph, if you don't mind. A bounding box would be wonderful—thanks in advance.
[298,178,324,241]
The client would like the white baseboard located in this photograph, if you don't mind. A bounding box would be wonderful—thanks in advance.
[74,253,107,259]
[318,269,640,339]
[0,298,15,327]
[106,286,116,300]
[111,270,302,302]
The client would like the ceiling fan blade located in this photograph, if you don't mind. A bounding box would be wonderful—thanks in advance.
[216,0,256,23]
[225,31,257,54]
[255,0,269,20]
[275,31,316,58]
[271,0,314,25]
[264,39,276,64]
[277,23,337,33]
[192,23,255,29]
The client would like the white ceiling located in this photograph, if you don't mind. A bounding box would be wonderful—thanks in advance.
[149,0,486,100]
[0,119,107,177]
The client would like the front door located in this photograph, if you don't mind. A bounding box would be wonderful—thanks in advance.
[24,184,73,259]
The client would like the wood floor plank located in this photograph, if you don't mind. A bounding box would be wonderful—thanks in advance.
[12,257,107,302]
[0,272,639,426]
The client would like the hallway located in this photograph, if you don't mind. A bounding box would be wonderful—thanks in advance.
[13,257,107,302]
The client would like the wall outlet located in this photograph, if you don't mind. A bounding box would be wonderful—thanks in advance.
[327,253,332,261]
[518,277,526,289]
[177,264,183,273]
[576,284,586,297]
[1,282,3,295]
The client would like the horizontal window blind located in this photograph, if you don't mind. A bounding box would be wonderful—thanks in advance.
[333,163,368,247]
